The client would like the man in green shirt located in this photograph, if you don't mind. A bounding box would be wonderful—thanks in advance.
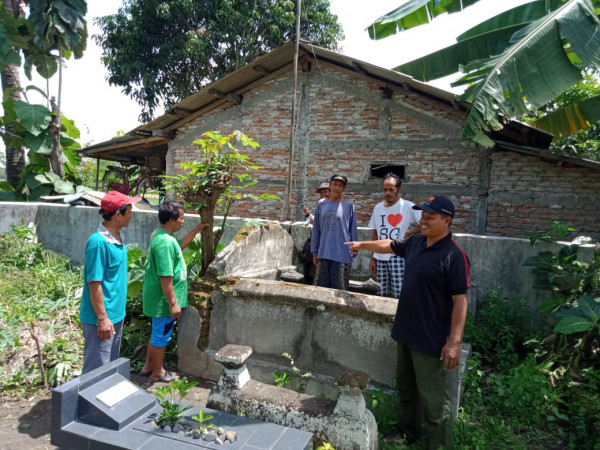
[141,200,208,382]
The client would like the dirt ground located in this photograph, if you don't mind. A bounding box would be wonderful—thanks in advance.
[0,372,213,450]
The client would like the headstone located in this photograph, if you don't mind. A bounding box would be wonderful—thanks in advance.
[51,358,313,449]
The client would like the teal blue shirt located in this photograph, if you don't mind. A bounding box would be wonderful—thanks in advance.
[80,224,128,325]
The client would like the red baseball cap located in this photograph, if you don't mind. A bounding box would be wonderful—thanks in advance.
[100,191,142,213]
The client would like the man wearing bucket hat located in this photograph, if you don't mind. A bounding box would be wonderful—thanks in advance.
[346,195,470,449]
[303,182,330,224]
[80,191,141,373]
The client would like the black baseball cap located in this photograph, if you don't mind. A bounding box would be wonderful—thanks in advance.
[329,174,347,185]
[413,195,455,218]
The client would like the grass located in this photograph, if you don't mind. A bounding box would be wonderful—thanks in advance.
[0,224,83,394]
[366,289,600,449]
[0,223,167,394]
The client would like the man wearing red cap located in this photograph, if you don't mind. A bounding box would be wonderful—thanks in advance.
[80,191,141,374]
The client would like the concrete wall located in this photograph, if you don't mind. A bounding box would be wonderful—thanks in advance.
[209,278,397,392]
[0,202,262,265]
[1,202,594,316]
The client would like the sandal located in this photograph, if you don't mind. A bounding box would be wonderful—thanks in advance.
[139,364,167,377]
[151,369,178,383]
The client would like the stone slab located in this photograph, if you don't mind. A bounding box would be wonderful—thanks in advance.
[134,405,312,449]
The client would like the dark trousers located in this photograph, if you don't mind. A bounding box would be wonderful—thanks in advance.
[396,343,452,450]
[314,259,349,290]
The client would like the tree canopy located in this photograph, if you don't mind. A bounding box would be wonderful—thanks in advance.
[95,0,344,122]
[368,0,600,148]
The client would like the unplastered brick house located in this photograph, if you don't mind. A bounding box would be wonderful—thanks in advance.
[82,42,600,240]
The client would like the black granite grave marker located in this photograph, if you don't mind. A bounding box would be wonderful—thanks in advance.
[51,358,312,450]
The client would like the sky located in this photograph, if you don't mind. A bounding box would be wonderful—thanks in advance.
[2,0,531,156]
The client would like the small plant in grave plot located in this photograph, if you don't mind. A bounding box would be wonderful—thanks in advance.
[191,408,238,443]
[151,377,239,444]
[154,377,197,427]
[272,352,313,392]
[316,443,336,450]
[191,408,214,434]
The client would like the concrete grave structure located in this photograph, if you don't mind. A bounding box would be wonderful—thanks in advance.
[207,344,378,450]
[52,358,313,449]
[80,41,600,240]
[207,221,296,279]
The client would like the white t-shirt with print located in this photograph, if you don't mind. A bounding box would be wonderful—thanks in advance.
[368,198,422,261]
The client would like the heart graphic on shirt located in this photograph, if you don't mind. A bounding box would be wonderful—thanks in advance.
[388,214,403,227]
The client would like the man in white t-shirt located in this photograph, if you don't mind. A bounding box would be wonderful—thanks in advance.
[368,173,421,297]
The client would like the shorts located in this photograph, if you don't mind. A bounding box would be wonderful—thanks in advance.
[150,317,175,348]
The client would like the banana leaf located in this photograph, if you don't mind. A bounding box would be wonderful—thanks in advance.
[455,0,600,147]
[531,95,600,138]
[393,0,582,82]
[367,0,483,40]
[394,25,525,81]
[457,0,560,41]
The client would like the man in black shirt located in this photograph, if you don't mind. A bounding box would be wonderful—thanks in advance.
[346,196,470,449]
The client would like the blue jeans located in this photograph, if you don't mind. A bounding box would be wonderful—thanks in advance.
[81,320,123,374]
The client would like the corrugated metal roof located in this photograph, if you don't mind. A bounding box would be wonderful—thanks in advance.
[78,40,600,170]
[80,41,463,159]
[133,41,461,134]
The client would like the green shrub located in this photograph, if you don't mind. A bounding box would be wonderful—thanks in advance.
[487,356,557,427]
[465,288,537,373]
[367,388,400,436]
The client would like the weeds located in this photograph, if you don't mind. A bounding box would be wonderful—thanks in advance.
[464,288,537,373]
[272,352,313,392]
[0,225,82,392]
[367,388,400,437]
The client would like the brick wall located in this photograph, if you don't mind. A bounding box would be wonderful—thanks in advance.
[170,61,600,240]
[487,151,600,239]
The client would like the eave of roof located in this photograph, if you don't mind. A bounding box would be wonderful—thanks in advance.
[494,140,600,169]
[78,40,600,171]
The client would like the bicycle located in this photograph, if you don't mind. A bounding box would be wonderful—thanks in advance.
[102,159,165,206]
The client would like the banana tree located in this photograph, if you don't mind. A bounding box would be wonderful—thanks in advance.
[0,0,87,179]
[368,0,600,147]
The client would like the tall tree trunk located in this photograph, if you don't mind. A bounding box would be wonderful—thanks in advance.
[48,42,64,178]
[1,0,26,188]
[199,187,225,276]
